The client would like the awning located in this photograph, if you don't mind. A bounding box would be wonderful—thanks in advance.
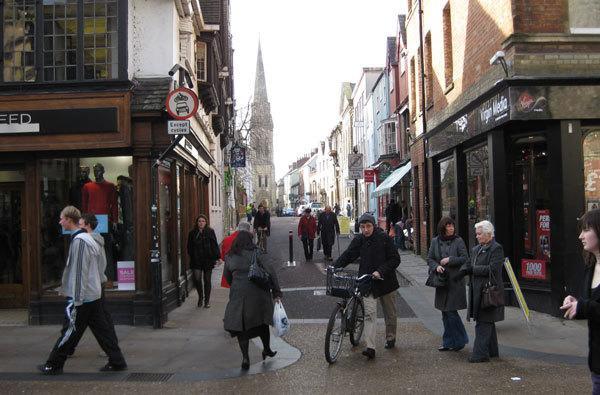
[371,161,411,197]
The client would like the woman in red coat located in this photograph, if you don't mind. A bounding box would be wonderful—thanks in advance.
[298,208,317,261]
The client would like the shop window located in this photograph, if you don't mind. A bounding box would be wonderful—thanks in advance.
[466,145,490,248]
[438,156,456,221]
[584,129,600,211]
[158,165,172,284]
[2,0,122,83]
[40,156,134,291]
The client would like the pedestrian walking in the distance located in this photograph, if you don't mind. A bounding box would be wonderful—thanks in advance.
[298,208,317,261]
[318,205,340,261]
[187,215,220,308]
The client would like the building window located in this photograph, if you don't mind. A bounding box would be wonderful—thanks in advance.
[2,0,121,83]
[424,32,433,108]
[584,129,600,210]
[400,51,406,74]
[40,156,135,291]
[258,175,262,188]
[443,3,453,88]
[380,122,397,155]
[265,176,268,188]
[466,145,490,248]
[569,0,600,34]
[196,41,206,81]
[438,156,456,221]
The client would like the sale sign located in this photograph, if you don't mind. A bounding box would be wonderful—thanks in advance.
[521,259,547,280]
[117,261,135,291]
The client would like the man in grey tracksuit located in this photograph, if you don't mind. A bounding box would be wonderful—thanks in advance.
[38,206,126,375]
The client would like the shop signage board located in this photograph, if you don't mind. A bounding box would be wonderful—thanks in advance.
[348,153,363,179]
[230,145,246,168]
[505,258,531,323]
[364,169,375,183]
[536,209,551,261]
[0,108,118,135]
[166,87,199,120]
[167,120,190,135]
[346,179,355,188]
[117,261,135,291]
[521,258,547,280]
[338,216,351,235]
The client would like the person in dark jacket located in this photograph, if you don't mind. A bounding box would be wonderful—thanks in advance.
[298,208,317,261]
[223,231,282,370]
[462,220,504,363]
[187,214,220,308]
[318,205,340,261]
[427,217,469,352]
[561,208,600,393]
[334,212,401,359]
[385,199,400,235]
[253,204,271,252]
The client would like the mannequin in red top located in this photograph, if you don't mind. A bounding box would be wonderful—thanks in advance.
[82,163,118,224]
[298,207,317,261]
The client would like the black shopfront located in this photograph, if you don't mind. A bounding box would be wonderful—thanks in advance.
[426,81,600,315]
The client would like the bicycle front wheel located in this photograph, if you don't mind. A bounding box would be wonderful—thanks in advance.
[349,297,365,346]
[324,303,345,364]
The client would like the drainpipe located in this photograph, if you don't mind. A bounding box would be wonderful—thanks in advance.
[417,0,430,251]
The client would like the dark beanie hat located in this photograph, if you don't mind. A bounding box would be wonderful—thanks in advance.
[358,212,376,226]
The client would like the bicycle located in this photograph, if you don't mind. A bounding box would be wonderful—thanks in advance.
[256,228,268,253]
[324,266,374,364]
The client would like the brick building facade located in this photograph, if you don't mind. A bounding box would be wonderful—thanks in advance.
[406,0,600,315]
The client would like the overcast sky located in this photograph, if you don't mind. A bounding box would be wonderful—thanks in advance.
[230,0,407,179]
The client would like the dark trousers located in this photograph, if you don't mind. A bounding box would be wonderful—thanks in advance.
[592,372,600,395]
[323,242,333,258]
[441,311,468,349]
[237,324,272,359]
[472,321,499,359]
[193,268,212,304]
[47,299,125,369]
[302,238,314,259]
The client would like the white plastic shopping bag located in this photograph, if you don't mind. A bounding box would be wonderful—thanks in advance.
[273,300,290,337]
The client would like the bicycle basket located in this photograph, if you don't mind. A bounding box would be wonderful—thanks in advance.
[326,266,359,298]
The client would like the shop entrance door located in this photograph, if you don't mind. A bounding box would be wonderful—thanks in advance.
[511,134,551,283]
[0,182,25,308]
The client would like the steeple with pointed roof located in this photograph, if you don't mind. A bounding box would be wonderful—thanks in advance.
[249,41,276,208]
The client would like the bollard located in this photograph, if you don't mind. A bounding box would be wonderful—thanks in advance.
[286,230,296,267]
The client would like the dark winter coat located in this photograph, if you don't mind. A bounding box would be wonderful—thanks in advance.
[334,228,401,298]
[427,236,468,312]
[317,211,340,246]
[298,215,317,239]
[465,240,505,322]
[575,264,600,374]
[253,210,271,233]
[223,248,282,333]
[186,227,220,270]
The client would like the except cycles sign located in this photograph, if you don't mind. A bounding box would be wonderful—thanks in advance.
[165,87,199,120]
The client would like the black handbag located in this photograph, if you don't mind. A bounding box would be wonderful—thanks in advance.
[426,269,447,288]
[248,249,272,289]
[481,258,504,309]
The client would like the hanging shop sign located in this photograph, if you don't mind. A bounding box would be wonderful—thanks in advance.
[0,108,118,135]
[230,145,246,168]
[166,87,199,120]
[364,169,375,183]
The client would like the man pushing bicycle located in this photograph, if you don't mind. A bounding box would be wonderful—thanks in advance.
[334,212,401,359]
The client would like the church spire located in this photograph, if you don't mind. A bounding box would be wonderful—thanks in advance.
[253,40,269,104]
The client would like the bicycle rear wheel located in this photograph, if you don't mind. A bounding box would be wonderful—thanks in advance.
[324,303,345,363]
[349,297,365,346]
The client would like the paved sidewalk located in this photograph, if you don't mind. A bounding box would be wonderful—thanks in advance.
[0,266,300,382]
[396,250,589,364]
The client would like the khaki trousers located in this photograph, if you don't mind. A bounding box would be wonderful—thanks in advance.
[362,291,397,350]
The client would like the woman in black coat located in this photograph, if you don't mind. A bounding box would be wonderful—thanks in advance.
[561,209,600,393]
[317,205,340,261]
[187,215,220,308]
[462,220,504,363]
[427,217,469,352]
[223,231,282,370]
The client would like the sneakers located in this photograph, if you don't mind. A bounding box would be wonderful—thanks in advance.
[37,364,63,375]
[204,303,211,308]
[384,339,396,349]
[100,362,128,372]
[362,348,376,359]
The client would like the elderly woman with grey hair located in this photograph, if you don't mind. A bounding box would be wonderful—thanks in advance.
[461,220,505,363]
